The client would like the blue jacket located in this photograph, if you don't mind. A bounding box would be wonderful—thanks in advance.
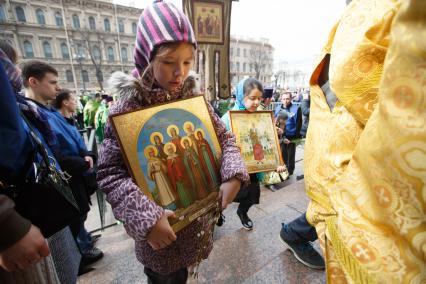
[274,103,302,138]
[49,110,88,157]
[35,105,88,158]
[0,64,62,184]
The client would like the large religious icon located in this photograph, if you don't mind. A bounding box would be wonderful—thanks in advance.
[110,96,221,232]
[192,0,224,44]
[229,111,283,173]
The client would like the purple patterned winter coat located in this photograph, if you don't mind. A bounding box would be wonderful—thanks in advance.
[97,72,249,274]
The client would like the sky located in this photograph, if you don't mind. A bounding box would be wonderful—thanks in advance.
[114,0,347,72]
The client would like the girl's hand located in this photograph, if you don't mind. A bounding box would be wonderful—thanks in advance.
[147,210,177,250]
[218,177,241,210]
[276,165,287,173]
[283,138,291,144]
[276,127,283,136]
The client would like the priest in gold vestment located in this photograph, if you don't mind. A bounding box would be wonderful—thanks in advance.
[304,0,426,283]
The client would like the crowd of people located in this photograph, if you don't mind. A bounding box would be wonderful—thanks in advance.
[0,42,107,282]
[0,0,424,283]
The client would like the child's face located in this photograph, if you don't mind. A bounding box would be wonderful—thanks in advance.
[278,118,286,129]
[153,42,194,92]
[243,88,262,112]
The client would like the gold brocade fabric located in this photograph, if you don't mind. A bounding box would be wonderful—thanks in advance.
[304,0,426,283]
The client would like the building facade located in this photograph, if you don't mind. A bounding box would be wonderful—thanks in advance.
[229,36,274,90]
[0,0,141,92]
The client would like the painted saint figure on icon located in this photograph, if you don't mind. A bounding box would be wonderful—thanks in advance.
[195,129,220,186]
[181,137,209,200]
[249,123,264,163]
[165,142,193,208]
[145,145,176,208]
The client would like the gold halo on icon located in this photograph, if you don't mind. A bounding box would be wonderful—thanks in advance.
[164,142,177,154]
[195,128,205,139]
[150,132,164,145]
[181,136,192,148]
[144,145,158,159]
[183,121,195,133]
[167,125,179,137]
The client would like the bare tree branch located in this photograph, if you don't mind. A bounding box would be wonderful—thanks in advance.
[80,30,104,90]
[248,43,269,80]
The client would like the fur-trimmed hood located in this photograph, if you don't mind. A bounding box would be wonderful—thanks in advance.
[107,71,197,106]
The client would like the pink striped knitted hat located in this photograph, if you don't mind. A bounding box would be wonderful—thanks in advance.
[133,0,197,77]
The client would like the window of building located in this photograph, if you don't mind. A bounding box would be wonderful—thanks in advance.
[36,9,45,25]
[77,44,84,57]
[121,46,127,62]
[72,14,80,29]
[243,49,246,57]
[132,22,137,34]
[55,12,63,27]
[230,62,233,72]
[93,46,101,60]
[118,20,124,33]
[107,47,114,62]
[15,6,26,22]
[104,18,110,32]
[43,41,53,58]
[61,43,69,59]
[23,41,33,58]
[243,62,246,73]
[89,16,96,30]
[66,70,73,82]
[230,48,233,57]
[82,70,89,82]
[0,6,6,22]
[236,62,240,72]
[237,48,240,57]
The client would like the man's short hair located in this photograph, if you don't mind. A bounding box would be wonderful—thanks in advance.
[21,60,58,88]
[281,92,292,99]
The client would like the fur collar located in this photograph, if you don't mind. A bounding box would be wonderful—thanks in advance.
[107,71,196,106]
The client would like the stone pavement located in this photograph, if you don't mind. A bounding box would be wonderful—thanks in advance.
[78,145,325,283]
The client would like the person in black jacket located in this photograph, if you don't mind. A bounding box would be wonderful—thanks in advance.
[51,89,104,268]
[300,91,310,138]
[297,91,310,181]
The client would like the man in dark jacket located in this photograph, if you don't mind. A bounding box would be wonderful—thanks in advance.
[274,92,302,175]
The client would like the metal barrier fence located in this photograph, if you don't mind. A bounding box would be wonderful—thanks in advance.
[79,127,118,233]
